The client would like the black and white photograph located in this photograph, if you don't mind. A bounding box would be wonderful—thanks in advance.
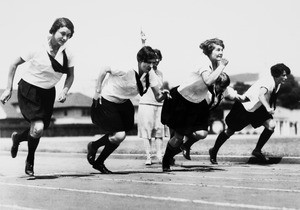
[0,0,300,209]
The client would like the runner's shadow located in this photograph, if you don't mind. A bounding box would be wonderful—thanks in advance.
[23,173,95,180]
[247,156,282,165]
[90,165,224,175]
[172,165,225,172]
[91,170,164,175]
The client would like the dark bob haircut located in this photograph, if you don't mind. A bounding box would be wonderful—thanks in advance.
[215,72,230,88]
[199,38,225,56]
[154,49,162,61]
[49,17,75,38]
[137,46,157,63]
[270,63,291,78]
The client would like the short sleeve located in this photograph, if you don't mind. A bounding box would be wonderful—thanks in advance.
[20,47,35,62]
[110,67,129,76]
[197,54,213,75]
[259,76,274,93]
[65,47,75,67]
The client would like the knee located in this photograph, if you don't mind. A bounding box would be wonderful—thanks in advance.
[30,122,44,138]
[224,128,235,136]
[265,120,276,131]
[193,130,208,140]
[110,131,126,144]
[169,133,184,147]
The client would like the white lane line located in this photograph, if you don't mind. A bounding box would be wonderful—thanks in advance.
[0,182,296,210]
[1,169,298,184]
[2,169,298,184]
[212,167,300,176]
[4,171,299,193]
[81,177,300,193]
[153,173,300,183]
[0,204,42,210]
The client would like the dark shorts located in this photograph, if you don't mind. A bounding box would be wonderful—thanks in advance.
[91,97,135,134]
[161,87,209,135]
[225,101,273,131]
[18,79,55,129]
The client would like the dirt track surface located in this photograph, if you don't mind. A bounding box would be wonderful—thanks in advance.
[0,152,299,210]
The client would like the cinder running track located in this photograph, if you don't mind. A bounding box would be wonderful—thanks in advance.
[0,151,299,210]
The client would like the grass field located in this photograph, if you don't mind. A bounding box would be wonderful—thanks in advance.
[1,135,299,157]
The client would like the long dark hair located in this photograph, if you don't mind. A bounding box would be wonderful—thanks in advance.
[137,46,157,62]
[270,63,291,78]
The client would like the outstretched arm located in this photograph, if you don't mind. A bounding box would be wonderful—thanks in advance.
[0,57,25,104]
[151,85,170,102]
[235,94,248,102]
[224,87,248,102]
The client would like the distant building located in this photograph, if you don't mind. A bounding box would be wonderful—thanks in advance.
[0,89,140,137]
[0,90,27,137]
[0,90,100,137]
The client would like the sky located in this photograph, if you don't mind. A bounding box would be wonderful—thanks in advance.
[0,0,299,97]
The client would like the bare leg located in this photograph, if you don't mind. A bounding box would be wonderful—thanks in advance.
[143,138,152,165]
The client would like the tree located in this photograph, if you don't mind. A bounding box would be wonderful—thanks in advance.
[233,82,251,94]
[277,74,300,109]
